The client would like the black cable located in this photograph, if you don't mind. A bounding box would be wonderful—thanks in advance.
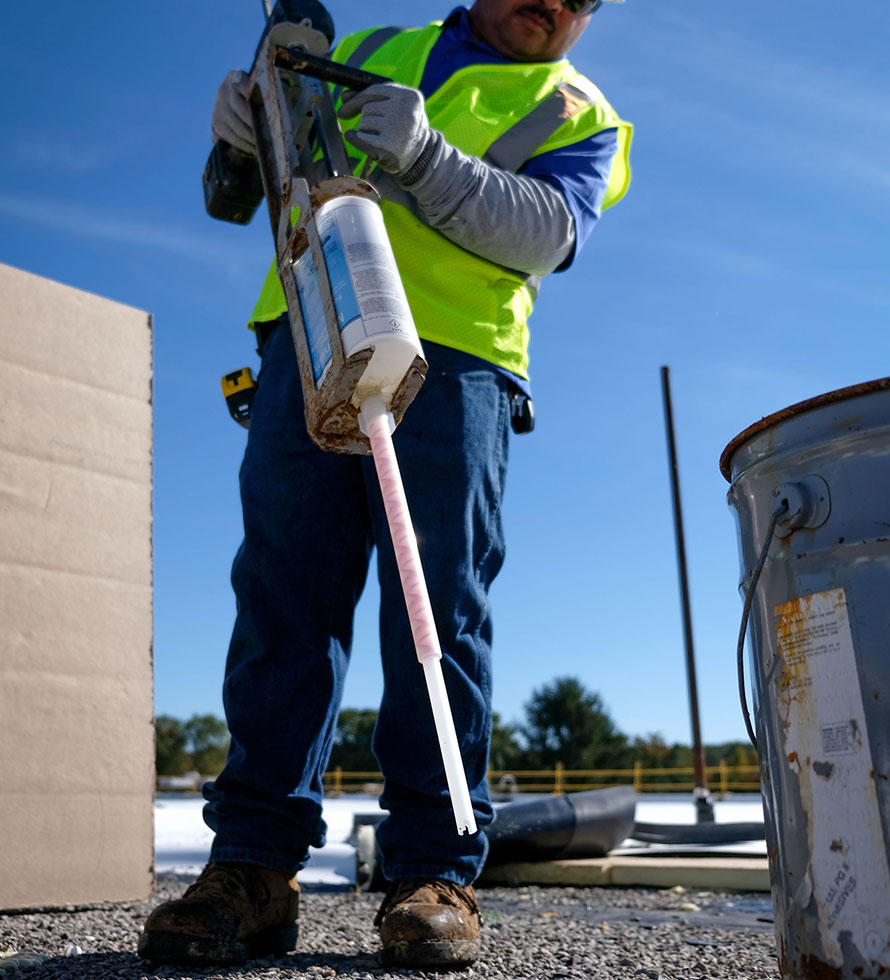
[736,500,788,749]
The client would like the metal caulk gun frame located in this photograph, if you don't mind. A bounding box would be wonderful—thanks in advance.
[203,2,428,454]
[203,1,476,835]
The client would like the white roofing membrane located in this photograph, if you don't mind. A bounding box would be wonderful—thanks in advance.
[155,793,767,886]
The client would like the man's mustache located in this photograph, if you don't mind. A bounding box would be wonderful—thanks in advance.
[515,3,556,33]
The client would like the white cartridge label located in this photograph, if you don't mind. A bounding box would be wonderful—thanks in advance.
[314,198,416,358]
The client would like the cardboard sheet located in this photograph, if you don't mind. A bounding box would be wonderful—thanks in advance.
[0,263,154,909]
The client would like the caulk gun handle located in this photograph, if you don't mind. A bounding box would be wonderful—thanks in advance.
[272,46,391,92]
[202,47,390,225]
[203,139,265,225]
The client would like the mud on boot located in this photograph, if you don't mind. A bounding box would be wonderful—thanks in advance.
[375,878,481,968]
[138,861,300,965]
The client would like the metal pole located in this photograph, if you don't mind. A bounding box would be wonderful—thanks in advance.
[660,366,714,822]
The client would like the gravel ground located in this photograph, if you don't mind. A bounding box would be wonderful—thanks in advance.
[0,874,780,979]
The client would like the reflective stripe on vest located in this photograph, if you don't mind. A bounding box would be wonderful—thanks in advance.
[484,82,599,171]
[330,26,404,107]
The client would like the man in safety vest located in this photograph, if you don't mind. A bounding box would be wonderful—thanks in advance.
[140,0,631,968]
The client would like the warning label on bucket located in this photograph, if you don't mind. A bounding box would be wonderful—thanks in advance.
[821,721,859,756]
[774,588,890,966]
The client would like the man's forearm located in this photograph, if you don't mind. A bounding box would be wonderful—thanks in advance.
[399,132,575,277]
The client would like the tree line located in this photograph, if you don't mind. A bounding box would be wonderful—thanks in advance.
[328,677,756,774]
[155,677,756,777]
[155,714,230,776]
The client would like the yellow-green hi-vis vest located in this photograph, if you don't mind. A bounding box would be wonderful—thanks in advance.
[249,21,632,380]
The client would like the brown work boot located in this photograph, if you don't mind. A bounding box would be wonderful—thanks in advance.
[375,878,481,968]
[138,861,300,965]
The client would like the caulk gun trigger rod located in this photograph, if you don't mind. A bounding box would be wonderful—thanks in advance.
[359,394,477,837]
[273,47,391,91]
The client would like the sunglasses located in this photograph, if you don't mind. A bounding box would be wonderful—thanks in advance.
[561,0,623,15]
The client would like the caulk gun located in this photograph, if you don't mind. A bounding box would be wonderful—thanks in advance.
[203,0,477,836]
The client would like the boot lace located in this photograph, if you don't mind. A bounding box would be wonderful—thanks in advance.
[183,862,272,918]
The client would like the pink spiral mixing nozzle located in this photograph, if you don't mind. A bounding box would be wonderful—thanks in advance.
[359,394,477,836]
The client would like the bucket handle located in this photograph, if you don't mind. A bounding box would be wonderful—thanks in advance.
[736,498,789,748]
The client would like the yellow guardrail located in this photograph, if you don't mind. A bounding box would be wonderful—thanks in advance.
[319,762,761,797]
[157,763,761,795]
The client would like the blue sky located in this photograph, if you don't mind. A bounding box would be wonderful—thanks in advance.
[2,1,888,746]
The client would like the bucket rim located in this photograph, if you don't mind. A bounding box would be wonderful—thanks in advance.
[720,376,890,483]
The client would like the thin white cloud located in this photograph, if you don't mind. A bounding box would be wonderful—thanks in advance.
[835,153,890,192]
[616,231,890,310]
[13,138,108,174]
[593,10,890,201]
[618,230,785,279]
[670,241,784,281]
[609,82,890,202]
[700,363,826,420]
[0,193,256,278]
[805,271,890,311]
[644,9,890,128]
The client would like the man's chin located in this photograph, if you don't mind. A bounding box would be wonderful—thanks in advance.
[500,18,553,60]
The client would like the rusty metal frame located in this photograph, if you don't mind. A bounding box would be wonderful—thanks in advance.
[244,27,426,453]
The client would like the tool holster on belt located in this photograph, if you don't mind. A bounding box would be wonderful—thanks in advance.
[509,386,535,434]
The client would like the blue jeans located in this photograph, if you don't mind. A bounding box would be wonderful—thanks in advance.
[203,322,511,885]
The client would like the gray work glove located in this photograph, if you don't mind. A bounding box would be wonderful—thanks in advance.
[338,83,434,179]
[212,69,255,155]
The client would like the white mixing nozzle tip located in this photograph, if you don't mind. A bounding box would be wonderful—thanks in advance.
[456,815,478,836]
